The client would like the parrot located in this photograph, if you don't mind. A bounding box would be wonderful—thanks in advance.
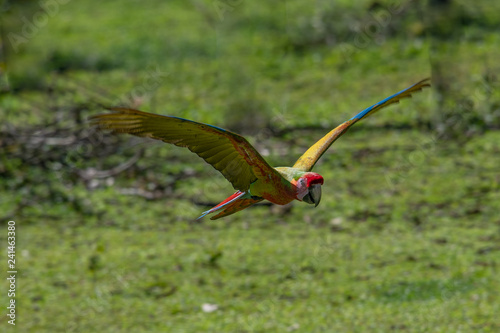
[90,78,430,220]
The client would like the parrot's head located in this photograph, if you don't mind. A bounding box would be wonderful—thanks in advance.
[295,172,324,207]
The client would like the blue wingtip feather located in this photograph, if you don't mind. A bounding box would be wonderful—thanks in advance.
[349,79,430,122]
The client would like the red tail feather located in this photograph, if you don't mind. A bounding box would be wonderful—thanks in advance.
[198,191,263,220]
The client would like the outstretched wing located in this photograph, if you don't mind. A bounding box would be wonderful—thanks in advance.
[293,78,431,171]
[90,107,285,192]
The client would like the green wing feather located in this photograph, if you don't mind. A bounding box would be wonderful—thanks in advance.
[90,107,283,192]
[293,78,431,171]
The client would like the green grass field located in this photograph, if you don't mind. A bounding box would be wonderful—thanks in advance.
[1,0,500,332]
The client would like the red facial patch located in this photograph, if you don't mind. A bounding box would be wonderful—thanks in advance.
[304,173,324,187]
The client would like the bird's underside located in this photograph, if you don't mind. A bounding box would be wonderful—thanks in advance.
[90,78,430,220]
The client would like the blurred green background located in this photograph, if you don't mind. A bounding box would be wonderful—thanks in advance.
[1,0,500,332]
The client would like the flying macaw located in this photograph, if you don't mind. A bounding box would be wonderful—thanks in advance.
[90,78,430,220]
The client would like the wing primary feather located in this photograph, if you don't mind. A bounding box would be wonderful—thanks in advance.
[90,107,286,192]
[293,78,431,171]
[349,78,431,122]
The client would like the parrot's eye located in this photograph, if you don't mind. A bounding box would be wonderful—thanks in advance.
[298,178,308,189]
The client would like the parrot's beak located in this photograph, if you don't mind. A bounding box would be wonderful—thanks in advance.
[303,184,322,207]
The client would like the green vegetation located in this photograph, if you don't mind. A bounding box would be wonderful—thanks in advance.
[1,0,499,332]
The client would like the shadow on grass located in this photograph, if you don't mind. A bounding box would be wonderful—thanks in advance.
[375,277,476,302]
